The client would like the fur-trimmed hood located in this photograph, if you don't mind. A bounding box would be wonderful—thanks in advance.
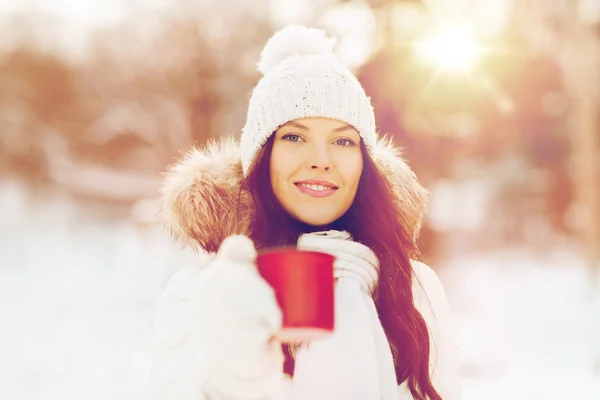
[159,137,428,253]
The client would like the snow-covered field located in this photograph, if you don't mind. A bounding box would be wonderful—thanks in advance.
[440,250,600,399]
[1,179,599,399]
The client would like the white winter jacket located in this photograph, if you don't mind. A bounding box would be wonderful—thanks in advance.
[153,138,462,399]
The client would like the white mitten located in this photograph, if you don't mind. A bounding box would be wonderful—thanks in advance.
[193,235,286,399]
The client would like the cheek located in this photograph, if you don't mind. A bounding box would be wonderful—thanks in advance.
[339,154,363,190]
[269,146,295,198]
[269,156,282,196]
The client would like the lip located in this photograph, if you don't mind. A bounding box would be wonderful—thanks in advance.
[294,179,338,198]
[294,179,338,189]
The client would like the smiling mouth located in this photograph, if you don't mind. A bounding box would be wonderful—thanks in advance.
[294,182,338,191]
[294,182,338,198]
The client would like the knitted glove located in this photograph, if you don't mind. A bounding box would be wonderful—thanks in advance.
[194,235,286,399]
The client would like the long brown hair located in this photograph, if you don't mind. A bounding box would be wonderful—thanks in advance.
[241,134,441,400]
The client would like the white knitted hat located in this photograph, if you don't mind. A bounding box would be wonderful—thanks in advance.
[240,25,377,176]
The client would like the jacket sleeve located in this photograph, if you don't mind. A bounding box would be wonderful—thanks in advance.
[403,261,462,400]
[151,264,211,400]
[150,258,294,400]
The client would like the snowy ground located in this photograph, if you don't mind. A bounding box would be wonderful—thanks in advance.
[1,180,599,399]
[439,250,600,399]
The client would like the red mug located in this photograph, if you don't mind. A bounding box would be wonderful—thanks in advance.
[256,248,335,343]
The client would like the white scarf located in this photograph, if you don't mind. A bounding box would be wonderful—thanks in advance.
[292,230,398,400]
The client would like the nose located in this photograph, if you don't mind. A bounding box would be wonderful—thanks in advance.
[311,163,330,171]
[308,146,332,171]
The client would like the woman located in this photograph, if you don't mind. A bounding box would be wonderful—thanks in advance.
[153,25,461,400]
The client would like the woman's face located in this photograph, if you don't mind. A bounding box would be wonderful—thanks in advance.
[270,117,363,226]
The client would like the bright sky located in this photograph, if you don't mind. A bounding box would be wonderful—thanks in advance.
[0,0,130,27]
[0,0,181,60]
[0,0,375,66]
[0,0,544,67]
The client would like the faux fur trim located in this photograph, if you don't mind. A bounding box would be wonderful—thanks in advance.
[159,136,427,253]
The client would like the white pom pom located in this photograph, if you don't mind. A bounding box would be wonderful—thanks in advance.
[257,25,336,74]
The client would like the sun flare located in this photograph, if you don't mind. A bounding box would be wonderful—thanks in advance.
[414,28,482,73]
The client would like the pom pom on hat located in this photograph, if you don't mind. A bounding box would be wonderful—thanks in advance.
[257,25,336,74]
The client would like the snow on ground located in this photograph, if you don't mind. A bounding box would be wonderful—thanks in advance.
[439,249,600,398]
[1,180,599,399]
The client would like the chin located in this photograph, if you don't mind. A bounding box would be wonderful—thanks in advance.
[294,213,340,227]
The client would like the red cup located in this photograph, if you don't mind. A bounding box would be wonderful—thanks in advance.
[256,248,335,343]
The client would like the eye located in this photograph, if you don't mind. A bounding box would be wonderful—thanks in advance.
[281,133,304,142]
[334,138,356,146]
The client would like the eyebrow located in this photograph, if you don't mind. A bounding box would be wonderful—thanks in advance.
[281,122,355,132]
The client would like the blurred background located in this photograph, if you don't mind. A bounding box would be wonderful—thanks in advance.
[1,0,599,398]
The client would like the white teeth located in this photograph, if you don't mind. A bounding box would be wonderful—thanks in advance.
[298,183,333,191]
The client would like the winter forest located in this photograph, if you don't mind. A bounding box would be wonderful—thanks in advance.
[1,0,599,398]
